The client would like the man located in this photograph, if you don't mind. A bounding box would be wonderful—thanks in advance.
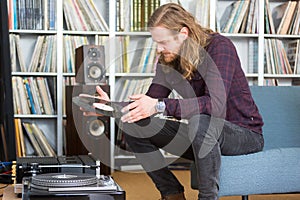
[93,3,264,200]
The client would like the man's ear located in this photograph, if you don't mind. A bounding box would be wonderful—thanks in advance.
[179,27,189,41]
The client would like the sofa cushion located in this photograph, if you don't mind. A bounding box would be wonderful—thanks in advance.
[251,86,300,150]
[218,147,300,196]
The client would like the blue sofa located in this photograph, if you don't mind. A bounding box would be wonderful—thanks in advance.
[190,86,300,199]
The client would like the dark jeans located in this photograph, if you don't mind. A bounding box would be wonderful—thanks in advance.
[119,114,264,200]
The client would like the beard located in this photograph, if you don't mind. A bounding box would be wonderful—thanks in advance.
[159,52,183,74]
[161,52,177,63]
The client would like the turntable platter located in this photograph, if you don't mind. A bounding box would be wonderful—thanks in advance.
[31,173,97,189]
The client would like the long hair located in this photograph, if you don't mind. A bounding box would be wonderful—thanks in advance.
[148,3,215,79]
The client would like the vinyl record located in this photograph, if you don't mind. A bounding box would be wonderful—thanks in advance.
[72,95,123,118]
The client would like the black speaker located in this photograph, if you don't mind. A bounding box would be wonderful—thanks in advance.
[66,85,111,175]
[75,45,106,84]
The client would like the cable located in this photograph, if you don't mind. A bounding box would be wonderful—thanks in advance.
[0,183,9,189]
[0,183,9,198]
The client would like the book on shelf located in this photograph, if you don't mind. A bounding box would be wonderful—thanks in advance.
[263,79,277,86]
[122,36,130,73]
[264,38,292,75]
[14,118,22,157]
[24,78,37,114]
[272,1,300,35]
[7,0,56,30]
[63,35,89,73]
[248,38,258,73]
[219,0,258,34]
[114,36,127,73]
[268,79,289,86]
[14,118,26,157]
[12,76,55,115]
[28,35,45,72]
[117,0,160,31]
[9,34,17,72]
[137,37,153,72]
[12,34,26,72]
[116,78,152,101]
[265,0,276,34]
[22,122,44,156]
[33,0,43,30]
[272,1,289,34]
[10,34,57,72]
[130,38,147,72]
[194,0,210,28]
[36,77,55,115]
[128,37,156,73]
[244,0,258,34]
[229,0,250,34]
[274,1,298,35]
[28,77,43,114]
[45,0,57,30]
[21,122,56,156]
[63,0,108,31]
[117,0,131,31]
[30,123,56,156]
[286,39,300,74]
[220,1,240,33]
[12,77,21,114]
[13,76,31,114]
[291,2,300,35]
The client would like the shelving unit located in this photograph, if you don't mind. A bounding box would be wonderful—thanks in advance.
[8,0,300,170]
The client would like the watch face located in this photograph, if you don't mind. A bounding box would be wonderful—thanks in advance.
[156,100,166,113]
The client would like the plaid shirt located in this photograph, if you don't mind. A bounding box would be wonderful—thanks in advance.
[146,33,263,134]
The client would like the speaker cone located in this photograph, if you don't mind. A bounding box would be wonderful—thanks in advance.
[88,64,104,80]
[88,119,105,137]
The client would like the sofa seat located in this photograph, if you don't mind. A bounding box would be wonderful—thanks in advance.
[190,86,300,198]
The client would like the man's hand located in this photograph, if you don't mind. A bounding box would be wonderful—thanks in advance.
[81,86,110,116]
[96,85,110,101]
[121,94,158,123]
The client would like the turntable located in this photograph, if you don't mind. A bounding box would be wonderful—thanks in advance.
[22,173,125,200]
[16,156,125,200]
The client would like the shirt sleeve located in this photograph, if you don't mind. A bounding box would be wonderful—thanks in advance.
[164,35,241,119]
[145,65,172,98]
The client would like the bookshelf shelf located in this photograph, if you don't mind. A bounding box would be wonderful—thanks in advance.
[246,73,259,78]
[14,115,57,119]
[115,73,155,77]
[12,72,58,76]
[9,30,57,34]
[264,34,300,39]
[264,74,300,78]
[62,72,76,76]
[115,31,152,36]
[62,31,110,35]
[222,33,259,38]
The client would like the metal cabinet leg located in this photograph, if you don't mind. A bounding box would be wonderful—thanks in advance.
[242,195,248,200]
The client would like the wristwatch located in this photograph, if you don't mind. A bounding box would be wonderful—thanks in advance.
[156,98,166,113]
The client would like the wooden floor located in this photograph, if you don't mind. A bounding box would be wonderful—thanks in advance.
[1,170,299,200]
[112,170,300,200]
